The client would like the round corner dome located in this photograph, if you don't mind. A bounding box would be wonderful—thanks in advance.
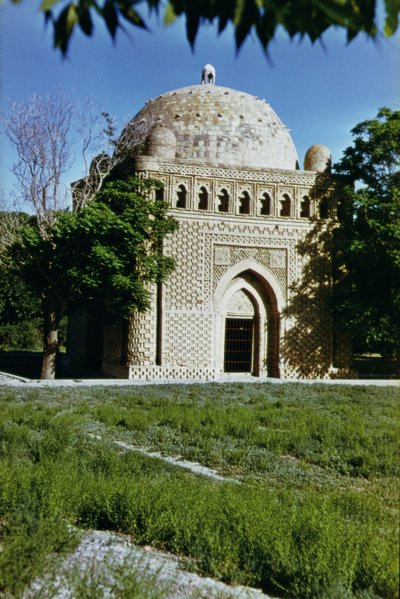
[120,75,299,170]
[304,144,332,172]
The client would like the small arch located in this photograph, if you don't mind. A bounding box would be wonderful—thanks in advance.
[260,192,271,216]
[198,186,208,210]
[155,186,164,202]
[319,197,329,219]
[218,188,230,212]
[239,190,251,214]
[300,196,310,218]
[226,287,257,316]
[176,184,187,209]
[280,194,291,217]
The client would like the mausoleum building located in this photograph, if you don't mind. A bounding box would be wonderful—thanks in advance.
[71,66,352,380]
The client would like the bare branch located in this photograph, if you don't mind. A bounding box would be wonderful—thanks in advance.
[72,102,119,210]
[0,189,28,267]
[3,92,74,236]
[3,92,119,236]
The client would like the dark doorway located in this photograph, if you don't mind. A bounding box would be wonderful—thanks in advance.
[224,318,254,373]
[85,316,105,370]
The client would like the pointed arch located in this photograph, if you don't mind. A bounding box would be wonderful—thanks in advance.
[300,195,310,218]
[217,188,230,212]
[198,186,208,210]
[280,193,291,217]
[176,184,187,208]
[260,192,272,216]
[214,259,284,313]
[239,190,251,214]
[213,260,283,377]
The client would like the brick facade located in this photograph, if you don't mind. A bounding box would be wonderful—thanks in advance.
[72,70,353,380]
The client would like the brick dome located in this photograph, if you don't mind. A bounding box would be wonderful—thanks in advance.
[304,144,332,172]
[120,83,299,170]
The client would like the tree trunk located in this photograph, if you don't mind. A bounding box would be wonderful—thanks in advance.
[41,296,61,380]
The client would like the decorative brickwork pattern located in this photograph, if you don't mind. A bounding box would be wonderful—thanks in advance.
[126,290,157,365]
[212,244,287,297]
[128,365,218,381]
[158,162,332,187]
[163,220,207,310]
[94,76,354,380]
[162,312,214,367]
[227,289,255,315]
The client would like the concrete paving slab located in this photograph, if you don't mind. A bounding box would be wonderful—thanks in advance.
[0,373,399,387]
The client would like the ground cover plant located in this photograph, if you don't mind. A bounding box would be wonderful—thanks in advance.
[0,382,398,598]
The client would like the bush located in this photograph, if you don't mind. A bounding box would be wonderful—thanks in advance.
[0,320,42,351]
[0,384,398,598]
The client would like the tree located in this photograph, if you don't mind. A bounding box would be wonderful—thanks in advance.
[3,92,118,227]
[72,109,119,211]
[334,108,400,359]
[4,93,74,236]
[1,92,124,370]
[8,0,400,56]
[0,190,43,351]
[9,176,177,379]
[0,210,43,351]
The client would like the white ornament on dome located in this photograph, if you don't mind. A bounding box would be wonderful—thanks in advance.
[201,64,216,85]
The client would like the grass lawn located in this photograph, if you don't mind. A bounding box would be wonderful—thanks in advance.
[0,382,398,598]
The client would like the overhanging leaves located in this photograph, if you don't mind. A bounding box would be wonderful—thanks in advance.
[10,0,400,56]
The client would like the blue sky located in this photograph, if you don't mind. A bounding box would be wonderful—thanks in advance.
[1,2,399,196]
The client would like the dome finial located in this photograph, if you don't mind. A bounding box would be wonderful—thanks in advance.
[201,64,216,85]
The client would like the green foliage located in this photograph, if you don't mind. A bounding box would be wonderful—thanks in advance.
[0,504,77,596]
[0,383,398,598]
[0,269,40,324]
[0,253,43,351]
[11,177,176,319]
[0,321,42,351]
[10,0,400,56]
[7,176,176,376]
[334,108,400,358]
[0,211,42,350]
[88,383,400,483]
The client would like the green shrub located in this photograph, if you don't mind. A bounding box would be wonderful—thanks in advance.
[0,383,398,598]
[0,320,42,351]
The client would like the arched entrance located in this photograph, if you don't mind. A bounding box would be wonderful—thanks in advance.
[214,261,282,377]
[224,289,256,373]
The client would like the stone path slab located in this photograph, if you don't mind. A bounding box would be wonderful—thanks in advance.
[25,529,276,599]
[0,372,399,387]
[89,433,240,483]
